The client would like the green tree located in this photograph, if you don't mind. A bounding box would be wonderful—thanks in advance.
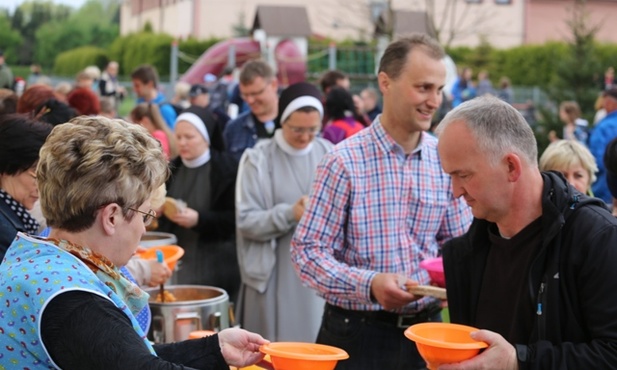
[35,0,118,68]
[547,1,600,111]
[231,11,250,37]
[537,0,600,153]
[0,13,23,64]
[10,1,72,65]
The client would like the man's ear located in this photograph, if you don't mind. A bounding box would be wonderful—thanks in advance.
[99,203,122,236]
[504,153,523,182]
[377,71,390,95]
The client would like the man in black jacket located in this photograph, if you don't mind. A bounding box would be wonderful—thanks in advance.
[436,95,617,369]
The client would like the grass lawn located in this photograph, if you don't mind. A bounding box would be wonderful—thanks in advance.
[10,65,31,79]
[441,307,450,323]
[118,96,136,118]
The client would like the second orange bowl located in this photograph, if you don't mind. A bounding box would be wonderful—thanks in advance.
[405,322,487,370]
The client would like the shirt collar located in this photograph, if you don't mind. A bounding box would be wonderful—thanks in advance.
[372,117,426,160]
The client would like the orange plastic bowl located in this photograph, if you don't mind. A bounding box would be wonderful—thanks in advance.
[136,245,184,271]
[420,257,446,287]
[405,323,488,370]
[188,330,216,339]
[260,342,349,370]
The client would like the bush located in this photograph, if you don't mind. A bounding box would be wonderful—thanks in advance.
[53,46,108,77]
[594,42,617,80]
[447,42,568,90]
[107,33,223,78]
[108,32,173,78]
[307,38,378,76]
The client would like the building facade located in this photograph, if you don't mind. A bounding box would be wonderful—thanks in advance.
[120,0,617,48]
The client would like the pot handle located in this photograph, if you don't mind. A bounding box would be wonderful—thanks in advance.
[174,311,202,339]
[209,312,222,332]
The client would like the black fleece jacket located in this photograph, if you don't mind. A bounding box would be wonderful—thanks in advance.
[443,171,617,369]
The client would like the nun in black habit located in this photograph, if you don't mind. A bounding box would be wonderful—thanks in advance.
[159,106,240,303]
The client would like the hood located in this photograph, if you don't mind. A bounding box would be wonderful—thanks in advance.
[540,171,608,243]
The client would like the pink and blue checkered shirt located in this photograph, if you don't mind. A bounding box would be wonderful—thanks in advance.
[291,118,473,313]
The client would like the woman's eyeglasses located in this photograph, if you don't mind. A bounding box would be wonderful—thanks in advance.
[286,125,321,135]
[129,208,157,226]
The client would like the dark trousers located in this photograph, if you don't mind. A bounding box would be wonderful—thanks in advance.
[316,303,442,370]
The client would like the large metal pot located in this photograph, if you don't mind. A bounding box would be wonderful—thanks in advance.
[146,285,230,343]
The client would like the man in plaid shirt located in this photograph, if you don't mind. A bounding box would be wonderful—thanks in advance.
[291,34,473,370]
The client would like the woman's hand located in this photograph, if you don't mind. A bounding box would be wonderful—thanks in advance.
[168,207,199,228]
[218,328,272,369]
[292,196,309,222]
[146,260,172,287]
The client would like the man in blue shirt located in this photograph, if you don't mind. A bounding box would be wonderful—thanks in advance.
[589,88,617,204]
[131,65,177,129]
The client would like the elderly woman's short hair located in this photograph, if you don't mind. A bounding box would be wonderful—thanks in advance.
[539,140,598,184]
[38,116,170,232]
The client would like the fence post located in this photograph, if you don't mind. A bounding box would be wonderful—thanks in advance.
[328,41,337,70]
[170,39,179,90]
[227,43,236,69]
[376,36,389,75]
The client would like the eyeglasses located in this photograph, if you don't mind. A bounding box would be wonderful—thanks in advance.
[285,125,321,135]
[129,208,157,226]
[240,80,271,100]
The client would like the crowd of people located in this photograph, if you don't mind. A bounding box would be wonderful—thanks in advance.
[1,32,617,369]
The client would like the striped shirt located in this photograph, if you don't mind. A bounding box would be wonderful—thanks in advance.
[291,118,473,313]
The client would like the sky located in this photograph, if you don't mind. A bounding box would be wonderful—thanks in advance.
[1,0,88,13]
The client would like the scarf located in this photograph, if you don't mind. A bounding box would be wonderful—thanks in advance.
[48,237,149,318]
[0,188,39,234]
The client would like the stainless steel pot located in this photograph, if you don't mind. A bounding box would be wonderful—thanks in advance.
[146,285,230,343]
[140,231,178,248]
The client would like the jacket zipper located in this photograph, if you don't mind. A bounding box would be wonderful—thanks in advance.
[536,281,547,339]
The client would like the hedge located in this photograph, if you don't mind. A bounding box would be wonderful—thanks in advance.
[52,32,617,92]
[108,32,174,78]
[53,46,108,76]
